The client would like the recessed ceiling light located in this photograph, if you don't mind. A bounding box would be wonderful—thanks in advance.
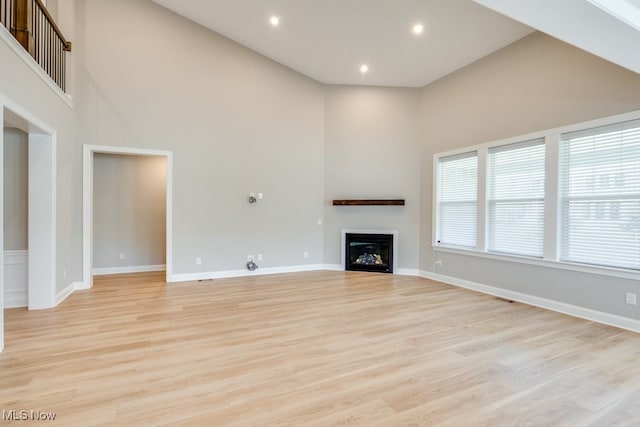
[413,24,424,35]
[360,64,369,74]
[270,16,280,27]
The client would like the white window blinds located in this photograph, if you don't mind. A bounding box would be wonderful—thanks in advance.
[437,152,478,248]
[488,140,546,257]
[560,119,640,270]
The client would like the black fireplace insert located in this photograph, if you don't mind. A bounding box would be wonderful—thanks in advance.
[345,233,393,273]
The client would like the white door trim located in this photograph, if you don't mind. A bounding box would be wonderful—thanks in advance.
[1,94,58,351]
[28,133,56,309]
[82,145,173,288]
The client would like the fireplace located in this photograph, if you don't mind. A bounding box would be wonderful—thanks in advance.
[344,232,394,274]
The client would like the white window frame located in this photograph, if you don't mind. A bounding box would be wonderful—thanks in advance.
[432,109,640,281]
[435,151,479,249]
[559,119,640,270]
[487,139,546,258]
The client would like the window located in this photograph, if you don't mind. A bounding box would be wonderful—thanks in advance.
[437,152,477,248]
[488,139,545,257]
[434,111,640,276]
[560,120,640,270]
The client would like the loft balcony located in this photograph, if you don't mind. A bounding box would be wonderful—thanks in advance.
[1,0,71,92]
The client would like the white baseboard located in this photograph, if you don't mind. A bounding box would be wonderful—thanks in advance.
[169,264,327,283]
[4,250,28,308]
[74,281,92,291]
[4,289,27,308]
[93,264,166,276]
[419,270,640,334]
[55,283,74,306]
[55,281,92,306]
[396,268,420,276]
[4,250,28,265]
[322,264,343,271]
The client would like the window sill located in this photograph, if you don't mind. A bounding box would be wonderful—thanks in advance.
[432,245,640,281]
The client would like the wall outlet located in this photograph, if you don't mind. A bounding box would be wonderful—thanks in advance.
[196,257,202,265]
[317,219,322,226]
[626,292,637,306]
[434,259,443,266]
[303,251,309,258]
[248,255,254,262]
[257,254,263,261]
[258,193,263,200]
[119,253,126,260]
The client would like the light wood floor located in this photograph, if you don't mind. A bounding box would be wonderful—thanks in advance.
[2,271,640,426]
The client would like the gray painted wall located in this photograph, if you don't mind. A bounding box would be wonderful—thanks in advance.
[419,33,640,319]
[2,128,28,250]
[77,0,325,274]
[323,86,421,270]
[93,154,166,269]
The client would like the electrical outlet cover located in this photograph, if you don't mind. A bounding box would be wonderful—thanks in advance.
[626,293,637,305]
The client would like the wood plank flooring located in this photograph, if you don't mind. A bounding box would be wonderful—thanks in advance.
[2,271,640,426]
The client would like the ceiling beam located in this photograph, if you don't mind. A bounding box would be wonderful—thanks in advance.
[473,0,640,75]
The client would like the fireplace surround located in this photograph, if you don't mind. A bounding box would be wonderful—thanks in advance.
[341,230,398,274]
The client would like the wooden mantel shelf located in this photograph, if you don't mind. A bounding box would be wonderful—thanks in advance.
[332,199,405,206]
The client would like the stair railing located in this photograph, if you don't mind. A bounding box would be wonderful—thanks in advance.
[1,0,72,92]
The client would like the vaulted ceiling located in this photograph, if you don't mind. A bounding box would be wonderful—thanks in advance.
[152,0,640,88]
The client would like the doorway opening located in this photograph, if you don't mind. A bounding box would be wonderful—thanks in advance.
[83,145,173,288]
[93,153,167,276]
[3,126,29,307]
[1,102,57,352]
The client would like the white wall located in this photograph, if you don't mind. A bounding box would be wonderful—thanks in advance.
[323,87,421,272]
[76,0,325,277]
[419,33,640,320]
[3,128,28,250]
[93,153,166,272]
[43,0,59,22]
